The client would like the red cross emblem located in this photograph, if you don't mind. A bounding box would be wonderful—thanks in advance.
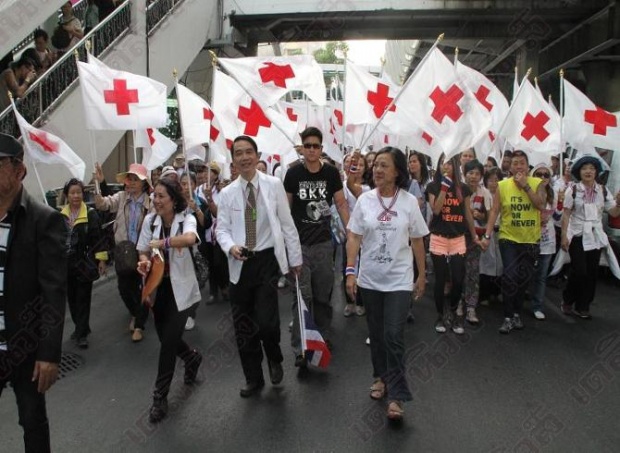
[258,62,295,88]
[430,85,464,124]
[226,139,233,149]
[422,131,433,145]
[488,130,496,142]
[474,85,493,112]
[146,128,156,146]
[103,79,139,116]
[203,108,220,141]
[584,107,617,136]
[29,131,58,153]
[521,111,550,141]
[333,109,343,126]
[237,100,271,136]
[286,107,298,122]
[367,83,396,119]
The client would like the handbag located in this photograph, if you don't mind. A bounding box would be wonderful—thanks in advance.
[114,240,139,276]
[75,253,100,283]
[191,247,209,289]
[142,249,165,306]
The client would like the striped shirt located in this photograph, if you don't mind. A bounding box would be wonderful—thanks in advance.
[0,212,11,352]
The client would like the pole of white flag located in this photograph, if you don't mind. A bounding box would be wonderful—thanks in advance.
[76,47,99,191]
[207,51,219,190]
[210,53,296,147]
[132,129,138,164]
[295,275,306,358]
[494,67,533,145]
[454,47,459,65]
[173,68,193,202]
[359,33,445,151]
[341,52,347,151]
[559,68,565,178]
[32,163,49,206]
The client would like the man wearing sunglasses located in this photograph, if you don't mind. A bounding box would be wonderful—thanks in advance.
[284,127,349,368]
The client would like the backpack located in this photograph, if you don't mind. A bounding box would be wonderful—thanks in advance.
[51,24,72,50]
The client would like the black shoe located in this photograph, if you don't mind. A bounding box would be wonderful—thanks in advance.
[77,337,89,349]
[512,314,524,330]
[184,350,202,385]
[294,355,308,369]
[268,360,283,385]
[239,380,265,398]
[149,397,168,423]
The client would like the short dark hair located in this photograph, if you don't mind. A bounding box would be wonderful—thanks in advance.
[156,178,187,213]
[300,127,322,143]
[232,135,258,154]
[63,178,84,196]
[486,156,499,168]
[34,29,48,41]
[483,167,504,187]
[511,150,529,164]
[408,151,430,185]
[464,159,484,176]
[15,55,35,69]
[181,171,197,185]
[375,147,409,189]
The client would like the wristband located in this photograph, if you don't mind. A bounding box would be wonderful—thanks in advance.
[345,266,356,276]
[164,237,171,249]
[523,184,531,192]
[483,234,491,240]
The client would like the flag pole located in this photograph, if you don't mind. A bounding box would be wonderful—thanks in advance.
[341,51,347,151]
[132,129,138,164]
[76,47,99,192]
[173,68,194,202]
[359,33,445,151]
[209,52,297,147]
[32,163,50,206]
[207,51,219,190]
[494,67,533,145]
[559,68,565,178]
[295,275,306,358]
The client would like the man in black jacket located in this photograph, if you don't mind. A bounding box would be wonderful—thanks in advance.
[0,133,67,453]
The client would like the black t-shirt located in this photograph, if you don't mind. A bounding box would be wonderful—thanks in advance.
[427,181,472,237]
[284,163,343,245]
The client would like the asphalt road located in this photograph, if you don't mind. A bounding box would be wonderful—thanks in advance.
[1,268,620,453]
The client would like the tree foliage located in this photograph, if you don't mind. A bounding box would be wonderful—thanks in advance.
[313,41,349,64]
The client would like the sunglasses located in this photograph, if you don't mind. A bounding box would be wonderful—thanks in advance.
[534,173,550,179]
[303,143,322,150]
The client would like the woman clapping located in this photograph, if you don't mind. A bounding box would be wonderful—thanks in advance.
[346,147,428,422]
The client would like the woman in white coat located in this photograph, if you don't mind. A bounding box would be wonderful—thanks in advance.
[137,178,203,423]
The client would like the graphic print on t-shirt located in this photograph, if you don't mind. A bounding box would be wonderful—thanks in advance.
[371,229,394,264]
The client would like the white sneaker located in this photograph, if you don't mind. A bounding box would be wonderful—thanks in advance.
[343,304,355,317]
[365,337,370,346]
[355,306,366,316]
[185,317,195,331]
[277,276,287,288]
[534,310,546,320]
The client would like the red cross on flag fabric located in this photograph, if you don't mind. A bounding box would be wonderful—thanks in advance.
[563,78,620,151]
[135,128,177,171]
[455,60,509,161]
[278,101,308,135]
[77,55,167,130]
[12,102,85,180]
[394,48,491,159]
[212,69,298,156]
[217,55,326,108]
[498,78,560,155]
[344,61,405,136]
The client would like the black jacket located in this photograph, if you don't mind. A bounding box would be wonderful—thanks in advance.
[0,189,67,378]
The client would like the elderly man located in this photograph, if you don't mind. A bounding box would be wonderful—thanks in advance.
[0,133,67,452]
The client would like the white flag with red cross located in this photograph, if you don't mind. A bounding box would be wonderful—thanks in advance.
[394,48,491,159]
[212,69,298,156]
[344,61,405,137]
[175,84,231,166]
[278,101,308,135]
[563,78,620,151]
[498,78,561,155]
[77,55,167,130]
[12,102,85,180]
[136,128,177,171]
[217,55,326,107]
[455,59,509,162]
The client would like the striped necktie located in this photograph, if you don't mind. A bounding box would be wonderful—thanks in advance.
[245,182,257,250]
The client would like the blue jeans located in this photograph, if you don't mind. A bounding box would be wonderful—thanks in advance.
[360,288,412,402]
[499,240,539,318]
[530,254,553,312]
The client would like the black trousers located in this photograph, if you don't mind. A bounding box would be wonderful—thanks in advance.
[67,275,93,339]
[117,271,149,330]
[229,250,282,384]
[205,242,229,297]
[0,359,50,453]
[563,236,603,312]
[152,278,192,398]
[431,253,465,315]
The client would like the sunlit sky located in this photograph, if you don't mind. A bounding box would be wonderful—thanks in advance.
[346,40,386,67]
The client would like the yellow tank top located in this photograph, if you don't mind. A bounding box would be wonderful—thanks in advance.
[498,176,542,243]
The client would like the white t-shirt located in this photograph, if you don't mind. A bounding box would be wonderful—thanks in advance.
[348,188,429,292]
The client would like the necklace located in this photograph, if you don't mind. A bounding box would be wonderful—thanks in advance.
[376,189,400,222]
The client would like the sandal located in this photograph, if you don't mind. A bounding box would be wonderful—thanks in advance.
[369,379,385,400]
[387,400,404,421]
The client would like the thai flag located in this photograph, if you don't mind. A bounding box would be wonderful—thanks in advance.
[296,279,332,368]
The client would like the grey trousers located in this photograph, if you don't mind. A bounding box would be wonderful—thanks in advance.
[291,240,334,355]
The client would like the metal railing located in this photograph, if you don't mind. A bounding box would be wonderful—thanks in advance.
[147,0,185,36]
[0,1,131,137]
[11,0,88,56]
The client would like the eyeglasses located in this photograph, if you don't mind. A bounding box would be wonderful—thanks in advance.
[535,173,550,179]
[303,143,322,150]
